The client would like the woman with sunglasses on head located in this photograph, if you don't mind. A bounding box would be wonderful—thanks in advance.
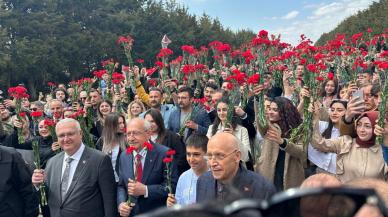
[311,110,388,183]
[308,99,347,175]
[96,113,127,183]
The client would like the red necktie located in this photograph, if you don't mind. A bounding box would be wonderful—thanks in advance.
[136,154,143,182]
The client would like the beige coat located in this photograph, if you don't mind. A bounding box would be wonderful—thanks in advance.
[311,120,388,183]
[254,123,306,189]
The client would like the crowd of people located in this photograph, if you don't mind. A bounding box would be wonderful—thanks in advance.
[0,29,388,217]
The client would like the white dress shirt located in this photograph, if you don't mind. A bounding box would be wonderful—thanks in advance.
[61,143,85,192]
[132,148,148,197]
[308,121,339,174]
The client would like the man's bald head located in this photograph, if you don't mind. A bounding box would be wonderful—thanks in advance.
[208,132,240,152]
[300,174,341,188]
[207,132,241,183]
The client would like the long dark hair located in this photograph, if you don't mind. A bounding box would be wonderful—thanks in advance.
[321,99,348,139]
[211,99,240,136]
[97,99,112,122]
[269,97,302,138]
[320,78,339,98]
[101,113,126,153]
[144,109,166,144]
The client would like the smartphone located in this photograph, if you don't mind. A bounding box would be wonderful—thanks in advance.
[352,89,364,102]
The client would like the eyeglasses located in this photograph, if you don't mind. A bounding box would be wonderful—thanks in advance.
[57,131,77,139]
[126,131,144,137]
[30,108,38,111]
[206,149,237,161]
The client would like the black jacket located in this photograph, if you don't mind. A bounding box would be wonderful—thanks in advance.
[0,146,39,217]
[159,130,190,175]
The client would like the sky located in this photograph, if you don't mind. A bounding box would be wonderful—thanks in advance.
[175,0,377,45]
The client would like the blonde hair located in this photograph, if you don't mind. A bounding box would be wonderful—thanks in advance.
[127,100,146,120]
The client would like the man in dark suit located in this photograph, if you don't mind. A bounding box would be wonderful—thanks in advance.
[117,118,178,217]
[168,87,211,141]
[32,118,117,217]
[0,146,39,217]
[196,132,276,203]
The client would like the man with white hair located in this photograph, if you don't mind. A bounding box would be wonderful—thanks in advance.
[196,132,276,203]
[117,118,178,217]
[32,118,117,217]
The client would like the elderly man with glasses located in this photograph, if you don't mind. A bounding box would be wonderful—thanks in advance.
[196,132,276,203]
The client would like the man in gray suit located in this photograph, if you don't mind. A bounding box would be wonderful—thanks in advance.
[196,133,276,203]
[32,118,118,217]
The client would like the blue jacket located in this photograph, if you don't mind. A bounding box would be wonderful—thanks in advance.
[168,106,211,140]
[117,142,178,216]
[140,104,175,128]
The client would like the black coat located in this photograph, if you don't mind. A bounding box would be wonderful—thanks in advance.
[96,137,122,179]
[159,130,190,175]
[0,146,39,217]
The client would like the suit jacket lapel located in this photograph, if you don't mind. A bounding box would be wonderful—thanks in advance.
[127,152,135,180]
[61,147,90,204]
[54,153,64,203]
[142,150,157,184]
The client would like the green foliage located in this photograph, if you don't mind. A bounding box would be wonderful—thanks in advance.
[316,0,388,45]
[0,0,255,97]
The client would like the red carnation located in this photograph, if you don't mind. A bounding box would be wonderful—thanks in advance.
[116,35,134,45]
[306,64,318,73]
[258,30,268,38]
[112,72,125,84]
[226,83,234,90]
[101,59,114,67]
[93,70,107,79]
[19,112,26,118]
[136,58,144,64]
[146,67,157,76]
[327,72,334,80]
[126,146,136,155]
[143,141,154,151]
[30,111,43,118]
[44,119,55,127]
[155,61,164,69]
[247,74,260,84]
[316,76,324,82]
[157,48,173,59]
[47,82,56,87]
[182,64,196,74]
[147,79,158,87]
[163,157,173,163]
[166,149,176,156]
[181,45,196,55]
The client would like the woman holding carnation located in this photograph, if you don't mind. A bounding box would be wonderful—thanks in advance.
[3,115,34,165]
[320,78,339,109]
[308,99,347,175]
[254,95,306,190]
[91,99,113,138]
[96,113,126,183]
[206,98,251,164]
[144,109,189,175]
[127,100,146,121]
[311,111,388,183]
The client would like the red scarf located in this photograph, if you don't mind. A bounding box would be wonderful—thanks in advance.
[355,111,378,148]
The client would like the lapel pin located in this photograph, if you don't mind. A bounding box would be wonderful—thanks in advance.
[244,187,250,191]
[83,160,86,164]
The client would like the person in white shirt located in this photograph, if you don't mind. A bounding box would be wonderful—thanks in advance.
[166,133,209,206]
[308,99,347,174]
[207,99,250,163]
